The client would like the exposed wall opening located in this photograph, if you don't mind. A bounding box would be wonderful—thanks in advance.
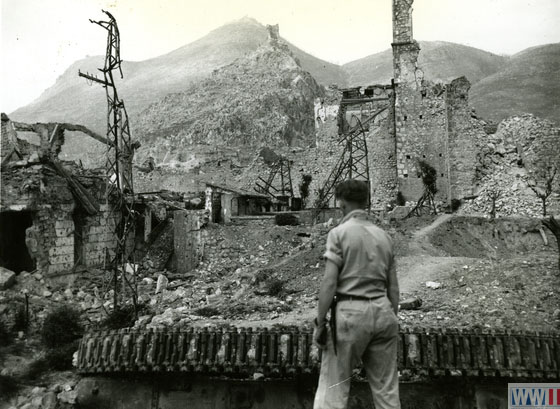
[73,209,87,267]
[0,211,36,273]
[212,193,222,223]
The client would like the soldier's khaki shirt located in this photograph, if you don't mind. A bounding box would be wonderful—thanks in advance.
[323,209,395,299]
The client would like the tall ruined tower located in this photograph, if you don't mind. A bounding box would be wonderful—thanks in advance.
[391,0,452,203]
[392,0,421,86]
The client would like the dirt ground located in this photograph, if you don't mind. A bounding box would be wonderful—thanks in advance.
[146,214,560,332]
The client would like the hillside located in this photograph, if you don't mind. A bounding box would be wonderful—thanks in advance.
[9,18,344,134]
[343,41,507,86]
[470,43,560,124]
[134,38,323,150]
[8,14,559,137]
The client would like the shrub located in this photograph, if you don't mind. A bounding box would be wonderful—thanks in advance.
[23,356,49,380]
[267,279,285,297]
[102,303,152,330]
[44,342,79,370]
[0,374,20,397]
[396,192,406,206]
[195,306,221,317]
[451,199,462,212]
[275,213,299,226]
[102,304,136,330]
[12,304,28,333]
[0,319,12,346]
[41,305,83,349]
[299,174,312,208]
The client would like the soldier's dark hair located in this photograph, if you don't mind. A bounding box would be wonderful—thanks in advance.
[334,179,369,206]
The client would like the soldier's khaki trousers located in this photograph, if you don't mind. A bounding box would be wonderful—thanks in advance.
[313,297,400,409]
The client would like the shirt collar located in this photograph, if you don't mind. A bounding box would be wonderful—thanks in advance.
[339,209,369,225]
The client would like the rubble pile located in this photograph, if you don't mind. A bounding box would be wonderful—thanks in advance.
[1,380,80,409]
[398,253,559,330]
[462,114,560,217]
[141,222,324,327]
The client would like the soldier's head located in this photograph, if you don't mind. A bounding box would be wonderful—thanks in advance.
[335,179,369,215]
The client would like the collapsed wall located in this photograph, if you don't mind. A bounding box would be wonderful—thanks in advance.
[0,114,118,276]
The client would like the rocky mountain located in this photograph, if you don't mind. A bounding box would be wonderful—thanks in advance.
[9,17,344,134]
[135,37,323,150]
[9,17,559,140]
[470,43,560,124]
[343,41,508,86]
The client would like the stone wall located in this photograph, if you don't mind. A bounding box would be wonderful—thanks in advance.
[368,104,397,207]
[391,0,479,204]
[81,204,118,266]
[392,0,414,44]
[394,79,451,202]
[446,77,485,199]
[0,165,119,275]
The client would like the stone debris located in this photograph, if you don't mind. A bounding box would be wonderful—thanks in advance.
[463,114,560,218]
[399,297,422,310]
[2,380,80,409]
[155,274,169,294]
[425,281,442,289]
[0,266,16,290]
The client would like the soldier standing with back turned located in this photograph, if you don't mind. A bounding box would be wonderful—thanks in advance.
[313,179,400,409]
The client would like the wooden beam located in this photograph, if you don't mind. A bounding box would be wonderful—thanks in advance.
[50,160,100,215]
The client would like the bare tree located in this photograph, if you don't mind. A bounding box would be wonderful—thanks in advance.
[406,161,438,218]
[528,165,558,217]
[486,175,503,219]
[543,216,560,273]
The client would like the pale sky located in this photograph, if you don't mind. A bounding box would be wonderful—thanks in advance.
[1,0,559,113]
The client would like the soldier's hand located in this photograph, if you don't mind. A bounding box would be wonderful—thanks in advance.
[313,319,327,349]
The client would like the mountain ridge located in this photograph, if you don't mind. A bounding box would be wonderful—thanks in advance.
[9,18,559,131]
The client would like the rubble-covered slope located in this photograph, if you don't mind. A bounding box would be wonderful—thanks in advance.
[463,114,560,217]
[135,41,323,149]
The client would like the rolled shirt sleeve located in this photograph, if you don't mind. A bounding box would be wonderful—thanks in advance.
[323,229,343,268]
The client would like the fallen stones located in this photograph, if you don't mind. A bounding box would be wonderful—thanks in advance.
[0,266,16,290]
[57,389,78,404]
[155,274,169,294]
[425,281,442,289]
[388,206,411,219]
[399,297,422,310]
[41,392,58,409]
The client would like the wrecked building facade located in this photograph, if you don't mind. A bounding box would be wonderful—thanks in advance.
[313,0,485,207]
[0,114,118,275]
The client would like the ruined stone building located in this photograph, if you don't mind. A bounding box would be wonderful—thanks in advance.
[0,114,118,275]
[314,0,486,207]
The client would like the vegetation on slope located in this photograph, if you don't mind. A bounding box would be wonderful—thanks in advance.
[470,43,560,124]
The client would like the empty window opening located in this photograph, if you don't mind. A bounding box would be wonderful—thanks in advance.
[403,115,407,121]
[406,155,411,160]
[422,155,426,158]
[403,173,409,178]
[439,153,443,157]
[441,173,444,177]
[212,193,223,223]
[419,115,423,119]
[73,209,87,267]
[0,211,36,273]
